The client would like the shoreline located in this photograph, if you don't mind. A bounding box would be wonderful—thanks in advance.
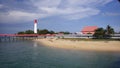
[34,39,120,52]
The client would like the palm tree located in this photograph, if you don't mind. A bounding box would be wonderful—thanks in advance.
[106,25,114,35]
[93,25,114,39]
[118,0,120,2]
[104,25,114,38]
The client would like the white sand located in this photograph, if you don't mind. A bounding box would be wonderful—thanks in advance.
[34,39,120,52]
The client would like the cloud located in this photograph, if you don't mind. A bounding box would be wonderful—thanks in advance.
[102,12,120,16]
[0,0,113,23]
[0,10,49,23]
[62,8,100,20]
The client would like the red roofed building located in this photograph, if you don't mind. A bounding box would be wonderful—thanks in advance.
[81,26,98,34]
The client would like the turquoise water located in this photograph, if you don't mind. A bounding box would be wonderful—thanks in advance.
[0,41,120,68]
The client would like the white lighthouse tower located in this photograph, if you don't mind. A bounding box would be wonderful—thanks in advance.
[34,19,37,34]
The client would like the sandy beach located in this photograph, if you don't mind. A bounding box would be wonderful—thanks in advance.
[34,39,120,52]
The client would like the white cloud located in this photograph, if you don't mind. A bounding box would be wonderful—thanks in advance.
[0,11,48,23]
[62,8,100,20]
[31,0,61,8]
[102,12,120,16]
[0,0,113,23]
[40,7,100,20]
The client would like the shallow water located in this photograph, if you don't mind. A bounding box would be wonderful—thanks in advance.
[0,40,120,68]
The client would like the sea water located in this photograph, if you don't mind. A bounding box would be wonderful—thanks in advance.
[0,40,120,68]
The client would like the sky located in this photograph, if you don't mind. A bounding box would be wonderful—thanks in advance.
[0,0,120,34]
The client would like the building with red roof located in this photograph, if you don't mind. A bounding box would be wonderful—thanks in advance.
[81,26,98,34]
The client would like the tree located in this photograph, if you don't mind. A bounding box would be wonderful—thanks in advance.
[93,25,114,39]
[49,30,55,34]
[17,31,25,34]
[106,25,114,35]
[25,30,34,34]
[37,29,41,34]
[118,0,120,3]
[93,28,106,39]
[37,29,49,34]
[64,31,70,34]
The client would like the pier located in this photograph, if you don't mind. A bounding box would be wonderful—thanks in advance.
[0,34,39,42]
[0,34,57,42]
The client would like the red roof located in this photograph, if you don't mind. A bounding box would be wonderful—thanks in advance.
[81,26,98,32]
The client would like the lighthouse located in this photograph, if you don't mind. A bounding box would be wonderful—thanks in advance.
[34,19,37,34]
